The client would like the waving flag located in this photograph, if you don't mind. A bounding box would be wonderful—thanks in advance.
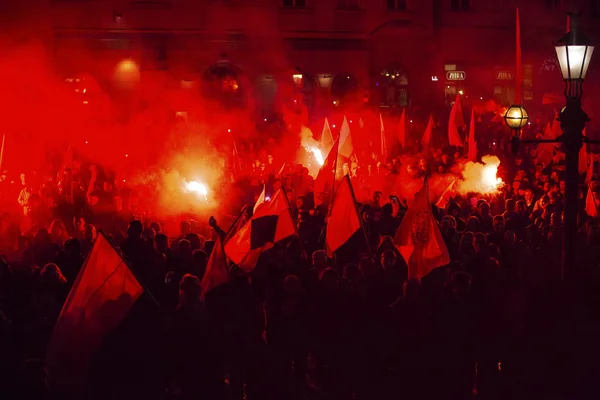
[200,237,229,296]
[585,185,598,217]
[468,109,477,161]
[320,117,334,154]
[314,136,340,206]
[422,114,434,148]
[448,96,464,147]
[326,175,362,254]
[47,232,144,393]
[380,113,388,160]
[224,189,295,271]
[339,116,354,159]
[398,108,406,148]
[436,180,456,209]
[394,177,450,279]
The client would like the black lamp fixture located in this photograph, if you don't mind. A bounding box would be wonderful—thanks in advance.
[504,104,529,154]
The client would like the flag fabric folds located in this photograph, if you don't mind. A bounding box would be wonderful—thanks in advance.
[422,114,434,148]
[254,185,266,213]
[339,116,354,159]
[200,237,229,296]
[468,109,477,162]
[320,117,334,154]
[326,175,362,254]
[448,96,464,147]
[224,188,295,272]
[397,108,406,148]
[314,136,340,206]
[394,178,451,279]
[579,129,588,174]
[436,180,456,209]
[46,232,144,393]
[380,113,388,160]
[585,186,598,217]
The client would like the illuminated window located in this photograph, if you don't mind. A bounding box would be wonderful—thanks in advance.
[387,0,407,10]
[283,0,306,7]
[450,0,470,10]
[338,0,360,9]
[379,66,409,108]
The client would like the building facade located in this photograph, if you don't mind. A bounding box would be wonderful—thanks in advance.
[26,0,600,121]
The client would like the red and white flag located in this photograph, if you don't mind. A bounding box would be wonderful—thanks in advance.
[326,175,362,254]
[394,177,451,279]
[47,233,144,393]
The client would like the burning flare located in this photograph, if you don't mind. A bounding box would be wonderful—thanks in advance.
[185,180,209,202]
[459,155,503,194]
[310,147,325,166]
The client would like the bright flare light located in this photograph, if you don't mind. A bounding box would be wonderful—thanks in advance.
[482,163,502,192]
[309,147,325,166]
[185,180,209,201]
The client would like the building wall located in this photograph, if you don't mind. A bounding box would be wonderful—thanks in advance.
[43,0,600,116]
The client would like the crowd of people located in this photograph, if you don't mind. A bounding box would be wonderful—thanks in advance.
[0,110,600,400]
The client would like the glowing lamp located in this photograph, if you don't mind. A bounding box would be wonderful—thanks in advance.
[555,26,594,82]
[504,105,529,131]
[458,90,464,95]
[293,69,303,86]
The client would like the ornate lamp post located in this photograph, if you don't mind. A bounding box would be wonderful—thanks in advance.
[504,14,596,279]
[555,14,594,278]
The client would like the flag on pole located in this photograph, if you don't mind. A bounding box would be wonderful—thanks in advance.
[398,108,406,148]
[422,114,434,148]
[224,188,295,272]
[516,8,523,103]
[585,185,598,217]
[254,185,266,213]
[468,109,477,161]
[200,237,229,296]
[314,136,340,206]
[454,94,466,127]
[550,111,562,139]
[448,97,464,147]
[320,118,334,154]
[339,116,354,159]
[586,154,594,185]
[46,232,144,393]
[579,129,588,175]
[380,113,388,160]
[393,177,451,279]
[326,175,362,254]
[436,180,456,209]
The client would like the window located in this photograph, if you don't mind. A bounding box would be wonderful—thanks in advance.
[338,0,360,9]
[450,0,470,10]
[283,0,306,7]
[387,0,407,10]
[545,0,562,9]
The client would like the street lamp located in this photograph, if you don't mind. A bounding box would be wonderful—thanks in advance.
[504,105,529,154]
[554,13,594,278]
[293,68,303,87]
[504,13,597,279]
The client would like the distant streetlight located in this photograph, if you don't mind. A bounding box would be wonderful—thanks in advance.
[293,68,303,86]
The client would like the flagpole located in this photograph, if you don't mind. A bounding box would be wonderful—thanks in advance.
[0,134,5,172]
[279,187,308,259]
[345,175,372,257]
[224,205,248,243]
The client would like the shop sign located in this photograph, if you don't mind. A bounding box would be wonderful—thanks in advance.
[496,71,513,80]
[446,71,466,81]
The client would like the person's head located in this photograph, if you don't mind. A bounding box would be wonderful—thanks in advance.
[127,220,143,239]
[185,233,202,250]
[473,232,487,252]
[359,256,377,279]
[155,233,168,253]
[493,215,505,232]
[450,271,472,296]
[312,250,328,271]
[559,180,566,193]
[504,230,516,246]
[505,199,516,213]
[179,220,191,235]
[283,274,301,296]
[179,274,202,308]
[49,219,66,239]
[550,211,562,228]
[381,250,397,273]
[342,264,361,286]
[40,263,67,288]
[466,216,479,232]
[516,200,526,215]
[74,216,86,233]
[373,191,382,207]
[296,196,306,210]
[479,201,490,216]
[319,267,339,290]
[84,224,97,242]
[177,239,192,257]
[64,238,81,256]
[512,180,521,192]
[149,221,161,234]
